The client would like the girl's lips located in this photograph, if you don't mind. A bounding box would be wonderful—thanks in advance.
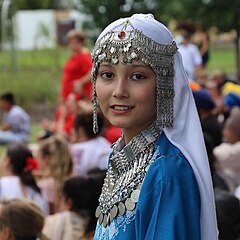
[110,105,134,110]
[110,105,134,113]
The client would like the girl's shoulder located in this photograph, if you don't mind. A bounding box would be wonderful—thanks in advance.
[150,132,197,181]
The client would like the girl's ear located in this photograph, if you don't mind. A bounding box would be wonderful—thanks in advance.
[0,226,13,240]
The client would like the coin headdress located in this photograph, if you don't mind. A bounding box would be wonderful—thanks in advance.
[91,17,178,133]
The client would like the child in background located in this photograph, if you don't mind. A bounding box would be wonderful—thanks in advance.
[71,113,110,176]
[37,134,73,213]
[43,173,104,240]
[0,143,48,215]
[0,198,48,240]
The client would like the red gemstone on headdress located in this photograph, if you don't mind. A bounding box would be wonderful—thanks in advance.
[118,31,125,39]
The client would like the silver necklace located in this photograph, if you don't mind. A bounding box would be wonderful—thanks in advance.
[95,123,161,227]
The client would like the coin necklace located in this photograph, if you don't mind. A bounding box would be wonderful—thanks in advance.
[95,123,161,227]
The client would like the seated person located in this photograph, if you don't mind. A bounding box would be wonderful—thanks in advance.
[37,134,73,214]
[214,107,240,186]
[193,88,222,147]
[0,143,48,215]
[40,93,78,138]
[43,173,104,240]
[0,198,47,240]
[0,92,30,144]
[70,112,111,176]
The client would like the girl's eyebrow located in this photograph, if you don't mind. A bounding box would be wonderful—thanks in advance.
[99,63,148,68]
[99,63,113,67]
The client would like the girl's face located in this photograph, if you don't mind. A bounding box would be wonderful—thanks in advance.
[96,59,156,141]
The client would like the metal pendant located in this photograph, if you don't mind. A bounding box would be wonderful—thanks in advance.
[103,214,109,228]
[118,202,126,216]
[99,212,103,224]
[125,198,136,211]
[131,189,140,203]
[110,205,118,222]
[95,206,101,218]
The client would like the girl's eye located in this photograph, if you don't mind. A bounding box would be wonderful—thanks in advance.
[132,73,145,81]
[101,72,114,79]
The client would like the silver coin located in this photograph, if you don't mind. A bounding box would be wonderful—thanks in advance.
[131,189,140,203]
[95,206,101,218]
[118,202,126,216]
[125,198,135,211]
[99,213,103,224]
[110,205,118,221]
[103,214,109,228]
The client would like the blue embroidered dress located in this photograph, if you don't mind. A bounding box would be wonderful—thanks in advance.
[94,132,201,240]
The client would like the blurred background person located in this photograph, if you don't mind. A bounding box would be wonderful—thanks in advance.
[214,107,240,190]
[193,88,223,147]
[37,134,73,213]
[60,29,92,102]
[0,92,30,144]
[177,23,202,81]
[0,143,48,215]
[0,198,48,240]
[204,133,229,192]
[43,173,104,240]
[215,190,240,240]
[196,24,210,68]
[70,112,110,176]
[40,93,78,139]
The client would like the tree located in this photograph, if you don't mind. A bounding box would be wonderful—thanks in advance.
[78,0,240,79]
[78,0,159,36]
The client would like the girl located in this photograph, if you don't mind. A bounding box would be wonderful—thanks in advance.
[91,14,218,239]
[0,143,48,215]
[0,198,48,240]
[43,173,104,240]
[70,112,110,176]
[37,134,73,213]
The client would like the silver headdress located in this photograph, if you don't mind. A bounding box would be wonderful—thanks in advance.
[91,18,178,133]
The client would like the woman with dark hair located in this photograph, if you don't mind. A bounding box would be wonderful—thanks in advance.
[43,172,105,240]
[70,112,111,176]
[0,143,48,214]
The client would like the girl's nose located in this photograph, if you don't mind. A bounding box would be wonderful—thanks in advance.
[112,79,129,98]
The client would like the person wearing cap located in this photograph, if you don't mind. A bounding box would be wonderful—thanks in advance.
[193,88,222,147]
[91,14,218,240]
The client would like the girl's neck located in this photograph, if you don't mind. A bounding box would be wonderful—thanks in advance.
[122,121,156,144]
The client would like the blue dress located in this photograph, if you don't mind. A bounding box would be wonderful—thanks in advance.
[94,133,201,240]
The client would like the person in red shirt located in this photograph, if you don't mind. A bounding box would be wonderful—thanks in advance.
[40,93,78,138]
[61,29,92,101]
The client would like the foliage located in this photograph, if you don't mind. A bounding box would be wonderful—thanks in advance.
[15,0,50,10]
[78,0,240,33]
[78,0,160,35]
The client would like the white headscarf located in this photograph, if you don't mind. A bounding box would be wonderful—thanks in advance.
[95,13,218,240]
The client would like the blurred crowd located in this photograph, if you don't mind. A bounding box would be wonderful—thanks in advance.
[0,27,239,240]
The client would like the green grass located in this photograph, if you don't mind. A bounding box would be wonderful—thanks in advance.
[0,47,69,69]
[207,44,237,75]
